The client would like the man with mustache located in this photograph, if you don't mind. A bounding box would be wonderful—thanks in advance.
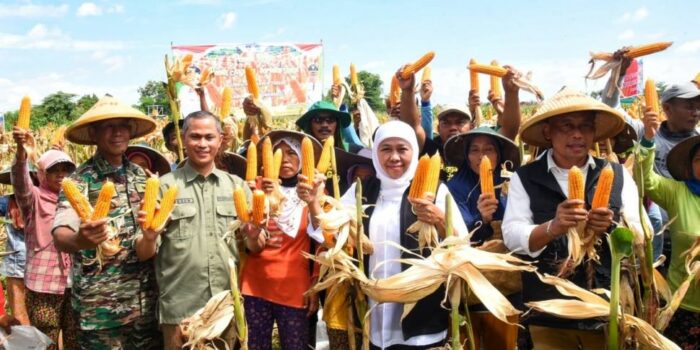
[296,100,354,152]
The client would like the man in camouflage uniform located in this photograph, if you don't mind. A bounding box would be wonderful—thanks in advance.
[52,95,162,349]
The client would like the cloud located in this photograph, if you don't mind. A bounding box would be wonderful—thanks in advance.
[0,3,69,18]
[0,24,125,51]
[108,4,125,14]
[77,2,102,16]
[178,0,222,5]
[618,6,649,22]
[618,29,635,40]
[219,12,236,29]
[677,40,700,54]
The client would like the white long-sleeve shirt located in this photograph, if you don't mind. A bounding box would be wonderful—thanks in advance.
[502,150,648,258]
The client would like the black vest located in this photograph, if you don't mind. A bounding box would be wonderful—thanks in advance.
[517,155,624,330]
[359,177,449,340]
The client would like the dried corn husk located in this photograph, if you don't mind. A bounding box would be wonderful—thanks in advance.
[526,274,680,350]
[181,290,234,350]
[316,195,374,257]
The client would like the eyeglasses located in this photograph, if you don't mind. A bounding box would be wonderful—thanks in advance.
[311,115,337,125]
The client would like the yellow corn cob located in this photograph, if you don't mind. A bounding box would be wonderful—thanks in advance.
[220,87,232,120]
[625,41,673,59]
[316,136,334,173]
[252,190,266,224]
[301,137,315,184]
[245,66,260,100]
[261,137,274,179]
[17,96,31,130]
[400,51,436,79]
[233,187,250,222]
[468,62,507,77]
[150,185,178,230]
[332,64,341,85]
[591,165,614,209]
[480,155,494,196]
[408,155,431,199]
[389,76,401,107]
[51,125,67,146]
[350,63,358,86]
[568,166,585,209]
[141,175,159,229]
[91,181,115,221]
[424,153,442,197]
[250,133,260,145]
[469,59,480,93]
[490,60,502,99]
[61,178,92,221]
[245,143,257,182]
[271,149,282,180]
[233,186,250,223]
[199,67,212,85]
[181,54,193,70]
[421,66,431,82]
[644,79,659,114]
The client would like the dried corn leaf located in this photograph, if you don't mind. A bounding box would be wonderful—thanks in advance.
[181,290,234,350]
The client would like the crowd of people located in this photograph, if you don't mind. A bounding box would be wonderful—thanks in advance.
[0,53,699,350]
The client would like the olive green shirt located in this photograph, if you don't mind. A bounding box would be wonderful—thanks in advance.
[154,161,250,324]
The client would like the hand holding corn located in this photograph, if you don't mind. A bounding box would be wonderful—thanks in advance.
[550,199,588,236]
[476,194,499,224]
[77,219,110,249]
[11,126,30,160]
[407,196,445,226]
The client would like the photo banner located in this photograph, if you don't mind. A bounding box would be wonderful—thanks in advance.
[172,42,324,118]
[621,59,643,98]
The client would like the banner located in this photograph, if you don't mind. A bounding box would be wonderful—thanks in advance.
[172,43,324,118]
[621,59,643,98]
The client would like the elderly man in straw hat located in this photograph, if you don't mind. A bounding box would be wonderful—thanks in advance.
[501,87,648,349]
[52,95,162,349]
[135,110,262,349]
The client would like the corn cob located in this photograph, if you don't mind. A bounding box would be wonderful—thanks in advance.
[61,178,93,221]
[301,137,315,184]
[245,66,260,100]
[271,149,282,180]
[625,41,673,59]
[389,76,401,107]
[181,54,193,70]
[400,51,436,79]
[332,64,341,85]
[568,166,585,209]
[233,187,250,222]
[17,96,31,130]
[424,153,442,197]
[245,143,257,182]
[51,125,67,146]
[469,59,480,93]
[250,133,260,145]
[141,175,159,229]
[251,190,266,224]
[644,79,659,114]
[591,165,614,209]
[421,66,431,82]
[350,63,358,86]
[199,67,212,85]
[91,181,115,221]
[150,185,178,230]
[490,60,502,99]
[480,156,494,196]
[468,62,507,77]
[261,137,274,179]
[408,155,431,199]
[316,136,334,173]
[220,87,232,120]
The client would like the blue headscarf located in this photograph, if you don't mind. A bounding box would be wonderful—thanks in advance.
[685,143,700,196]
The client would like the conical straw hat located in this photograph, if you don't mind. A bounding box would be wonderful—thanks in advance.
[65,95,156,145]
[519,87,626,148]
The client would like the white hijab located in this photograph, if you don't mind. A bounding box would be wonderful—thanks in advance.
[371,120,419,199]
[273,138,305,238]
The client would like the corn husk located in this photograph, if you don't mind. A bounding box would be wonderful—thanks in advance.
[526,274,680,350]
[180,290,234,350]
[316,195,374,257]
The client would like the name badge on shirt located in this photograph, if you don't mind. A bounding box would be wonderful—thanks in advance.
[217,196,232,202]
[176,198,194,204]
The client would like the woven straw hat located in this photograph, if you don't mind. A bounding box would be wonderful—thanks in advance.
[125,145,172,176]
[520,87,626,148]
[444,126,521,169]
[65,95,156,145]
[667,135,700,181]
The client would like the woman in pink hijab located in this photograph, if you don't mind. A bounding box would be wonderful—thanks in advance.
[11,127,77,349]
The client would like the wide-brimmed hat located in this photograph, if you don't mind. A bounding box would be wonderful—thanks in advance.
[0,165,39,186]
[444,126,521,169]
[296,100,351,132]
[259,130,322,164]
[520,87,626,148]
[667,135,700,181]
[66,95,157,145]
[126,145,171,176]
[694,72,700,85]
[336,147,373,183]
[436,104,472,122]
[177,152,248,179]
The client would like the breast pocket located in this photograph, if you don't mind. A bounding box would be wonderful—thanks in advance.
[216,204,237,239]
[169,204,197,240]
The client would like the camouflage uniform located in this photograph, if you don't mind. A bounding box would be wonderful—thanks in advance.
[52,153,162,349]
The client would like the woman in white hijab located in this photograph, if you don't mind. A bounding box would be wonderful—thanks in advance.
[300,120,467,350]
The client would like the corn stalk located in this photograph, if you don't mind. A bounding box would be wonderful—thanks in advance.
[608,227,634,350]
[164,55,185,162]
[354,179,369,350]
[228,258,248,350]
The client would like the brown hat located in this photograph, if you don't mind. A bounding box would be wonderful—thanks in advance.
[65,95,156,145]
[177,152,248,179]
[125,145,171,176]
[667,135,700,181]
[444,126,521,169]
[520,87,626,148]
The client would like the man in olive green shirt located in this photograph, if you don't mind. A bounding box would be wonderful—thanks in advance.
[136,111,265,349]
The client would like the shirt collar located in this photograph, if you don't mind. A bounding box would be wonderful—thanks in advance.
[91,152,128,177]
[182,160,222,183]
[545,149,596,173]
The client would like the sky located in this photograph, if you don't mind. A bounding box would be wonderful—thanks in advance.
[0,0,698,114]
